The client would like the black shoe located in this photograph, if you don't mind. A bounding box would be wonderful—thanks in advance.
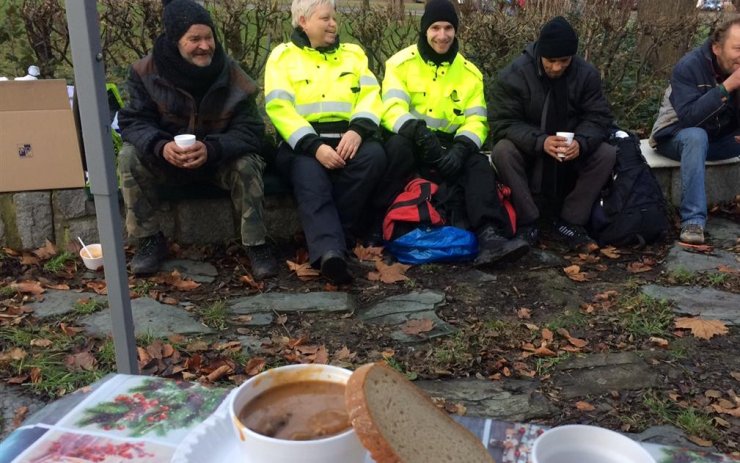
[320,250,353,284]
[554,220,598,251]
[130,232,167,275]
[515,224,540,246]
[473,226,530,267]
[245,243,279,280]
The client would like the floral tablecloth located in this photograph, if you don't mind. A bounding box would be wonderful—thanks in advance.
[0,374,736,463]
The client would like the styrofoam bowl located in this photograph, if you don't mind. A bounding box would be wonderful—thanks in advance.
[80,244,103,271]
[532,425,655,463]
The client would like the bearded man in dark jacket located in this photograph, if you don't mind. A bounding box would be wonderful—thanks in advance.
[118,0,277,278]
[490,16,616,252]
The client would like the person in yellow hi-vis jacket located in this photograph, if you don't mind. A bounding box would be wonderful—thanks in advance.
[381,0,529,267]
[265,0,386,284]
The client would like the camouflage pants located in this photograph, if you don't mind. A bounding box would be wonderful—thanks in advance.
[118,143,268,246]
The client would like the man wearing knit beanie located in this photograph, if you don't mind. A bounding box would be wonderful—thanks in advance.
[117,0,278,279]
[489,16,616,253]
[379,0,531,267]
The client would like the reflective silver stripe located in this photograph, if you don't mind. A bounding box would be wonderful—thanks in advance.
[464,106,487,117]
[265,89,294,104]
[295,101,353,116]
[455,131,482,148]
[360,75,378,86]
[409,109,459,131]
[287,126,317,149]
[382,89,410,104]
[351,111,380,125]
[319,133,343,138]
[392,113,415,133]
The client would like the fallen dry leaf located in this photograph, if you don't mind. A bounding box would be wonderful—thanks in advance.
[627,261,653,273]
[275,314,288,325]
[731,371,740,382]
[687,435,713,447]
[65,352,97,371]
[59,323,83,336]
[717,264,739,274]
[649,337,669,347]
[368,261,411,284]
[675,317,729,340]
[402,318,434,336]
[45,283,70,290]
[353,244,384,262]
[85,281,107,295]
[711,404,740,418]
[32,240,57,259]
[12,406,29,428]
[206,364,233,382]
[286,260,320,280]
[245,357,266,376]
[541,328,554,342]
[151,270,201,291]
[30,338,53,348]
[516,308,532,319]
[575,401,595,411]
[10,281,45,296]
[239,273,264,290]
[0,348,28,364]
[232,315,254,324]
[678,242,714,253]
[20,253,40,266]
[563,265,590,282]
[600,246,620,259]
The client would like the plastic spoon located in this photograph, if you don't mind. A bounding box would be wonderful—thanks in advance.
[78,236,92,259]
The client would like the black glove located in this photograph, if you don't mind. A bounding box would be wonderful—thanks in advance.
[434,143,467,179]
[415,124,444,164]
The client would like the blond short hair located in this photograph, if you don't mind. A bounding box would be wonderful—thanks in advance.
[291,0,336,28]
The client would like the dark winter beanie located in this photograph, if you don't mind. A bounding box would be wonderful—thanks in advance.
[537,16,578,58]
[420,0,459,35]
[162,0,215,43]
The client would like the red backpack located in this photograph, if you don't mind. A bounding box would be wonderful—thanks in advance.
[382,178,445,241]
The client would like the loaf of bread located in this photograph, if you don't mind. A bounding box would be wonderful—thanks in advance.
[345,363,495,463]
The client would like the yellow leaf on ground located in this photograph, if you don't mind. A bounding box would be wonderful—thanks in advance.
[368,261,411,284]
[286,260,320,280]
[575,401,595,411]
[402,318,434,336]
[353,244,384,262]
[563,265,590,282]
[675,317,728,340]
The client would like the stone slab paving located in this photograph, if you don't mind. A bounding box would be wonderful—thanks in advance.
[27,289,106,318]
[553,352,662,399]
[527,268,584,311]
[627,425,717,452]
[705,216,739,248]
[80,297,212,338]
[642,284,740,325]
[415,379,555,422]
[359,290,455,343]
[229,292,356,325]
[0,383,47,441]
[664,244,739,274]
[161,259,218,284]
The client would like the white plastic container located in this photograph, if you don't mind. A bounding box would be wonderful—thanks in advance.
[79,244,104,271]
[174,134,196,148]
[532,424,655,463]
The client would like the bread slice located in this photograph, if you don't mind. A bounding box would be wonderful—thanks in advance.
[345,363,495,463]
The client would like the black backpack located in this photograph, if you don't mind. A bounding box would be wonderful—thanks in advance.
[589,130,669,247]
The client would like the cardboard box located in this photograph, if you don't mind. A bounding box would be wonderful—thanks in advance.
[0,80,85,192]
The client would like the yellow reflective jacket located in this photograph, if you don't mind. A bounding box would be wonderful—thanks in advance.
[265,36,382,151]
[381,44,488,148]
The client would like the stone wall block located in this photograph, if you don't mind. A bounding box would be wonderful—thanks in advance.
[56,216,101,247]
[52,189,94,220]
[175,198,236,244]
[0,214,5,245]
[14,192,53,249]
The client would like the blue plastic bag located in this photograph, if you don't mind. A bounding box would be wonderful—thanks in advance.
[385,226,478,264]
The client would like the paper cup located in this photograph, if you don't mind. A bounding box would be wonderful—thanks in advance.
[229,364,367,463]
[79,244,103,271]
[532,425,655,463]
[174,134,196,148]
[556,131,574,145]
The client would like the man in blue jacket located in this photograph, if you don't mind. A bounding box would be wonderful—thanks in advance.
[650,16,740,244]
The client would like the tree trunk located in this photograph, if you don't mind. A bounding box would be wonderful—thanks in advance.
[389,0,405,19]
[637,0,698,77]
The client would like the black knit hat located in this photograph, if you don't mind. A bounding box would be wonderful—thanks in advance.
[420,0,459,33]
[538,16,578,58]
[162,0,214,43]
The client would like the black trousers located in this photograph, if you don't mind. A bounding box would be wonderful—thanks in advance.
[275,139,386,265]
[384,134,514,237]
[491,139,617,226]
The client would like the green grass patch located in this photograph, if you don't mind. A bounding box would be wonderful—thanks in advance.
[432,331,474,368]
[643,390,718,440]
[131,280,155,297]
[534,353,571,376]
[706,272,729,287]
[618,294,674,338]
[384,355,418,381]
[667,266,696,285]
[545,310,588,331]
[199,300,229,331]
[73,298,105,315]
[43,251,75,273]
[0,285,16,298]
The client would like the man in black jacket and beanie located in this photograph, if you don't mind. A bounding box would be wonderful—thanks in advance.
[118,0,278,278]
[490,16,616,251]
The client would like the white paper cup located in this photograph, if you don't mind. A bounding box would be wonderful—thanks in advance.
[174,134,196,148]
[228,364,367,463]
[532,425,655,463]
[556,131,574,145]
[79,244,103,271]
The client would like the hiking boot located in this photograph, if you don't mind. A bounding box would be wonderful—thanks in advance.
[679,223,704,245]
[473,226,530,267]
[130,232,167,275]
[515,224,540,246]
[245,243,279,280]
[320,250,353,285]
[554,220,598,252]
